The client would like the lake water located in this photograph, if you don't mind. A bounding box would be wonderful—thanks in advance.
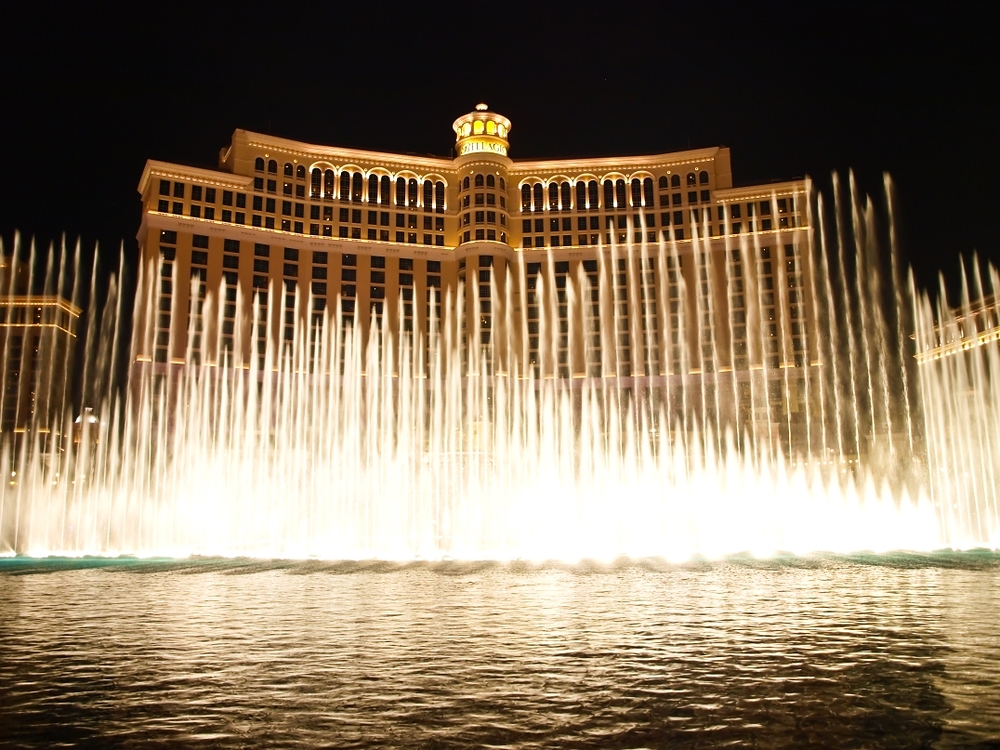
[1,554,999,748]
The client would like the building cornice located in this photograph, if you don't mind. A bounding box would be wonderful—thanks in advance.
[714,180,807,202]
[236,130,455,173]
[508,147,726,176]
[138,160,252,195]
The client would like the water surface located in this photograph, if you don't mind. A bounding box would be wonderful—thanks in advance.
[1,553,999,748]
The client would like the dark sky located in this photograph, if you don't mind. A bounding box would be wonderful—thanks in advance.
[2,1,996,294]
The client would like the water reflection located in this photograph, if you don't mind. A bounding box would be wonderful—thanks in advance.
[1,555,998,748]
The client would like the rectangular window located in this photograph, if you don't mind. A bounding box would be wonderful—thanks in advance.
[173,182,185,198]
[192,234,209,248]
[253,258,269,273]
[159,179,170,195]
[189,205,201,218]
[191,251,208,265]
[253,196,263,211]
[266,198,276,213]
[223,255,239,269]
[254,243,270,257]
[284,263,297,276]
[191,185,202,201]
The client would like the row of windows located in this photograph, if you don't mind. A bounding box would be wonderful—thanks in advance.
[458,174,506,191]
[159,180,247,207]
[255,158,308,178]
[520,178,704,213]
[307,171,446,212]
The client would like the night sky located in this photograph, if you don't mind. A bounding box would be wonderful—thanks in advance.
[2,1,996,296]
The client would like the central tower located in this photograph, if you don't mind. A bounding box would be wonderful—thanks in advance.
[451,104,515,374]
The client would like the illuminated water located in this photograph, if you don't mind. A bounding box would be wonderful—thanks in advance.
[0,177,998,559]
[2,554,999,748]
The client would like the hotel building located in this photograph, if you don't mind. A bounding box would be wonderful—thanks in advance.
[134,105,815,440]
[0,254,81,437]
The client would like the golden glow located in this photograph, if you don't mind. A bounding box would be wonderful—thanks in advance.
[473,121,484,135]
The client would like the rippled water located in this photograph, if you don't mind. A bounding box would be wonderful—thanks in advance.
[1,554,999,748]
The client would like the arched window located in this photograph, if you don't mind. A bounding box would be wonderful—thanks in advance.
[255,157,265,172]
[548,183,559,209]
[268,159,277,174]
[473,121,484,135]
[396,177,406,206]
[380,175,391,204]
[643,177,654,207]
[423,180,433,211]
[296,165,306,179]
[630,178,642,207]
[475,174,484,187]
[603,180,614,208]
[699,171,709,185]
[658,176,668,190]
[340,172,351,201]
[576,181,586,209]
[671,174,681,188]
[407,178,418,207]
[284,163,293,177]
[311,168,321,198]
[486,174,495,188]
[521,185,531,211]
[435,181,445,212]
[686,172,696,186]
[463,176,470,190]
[588,180,598,209]
[560,181,571,210]
[368,174,379,203]
[533,183,543,212]
[615,179,626,208]
[352,173,363,202]
[499,177,506,191]
[324,170,335,199]
[486,121,496,135]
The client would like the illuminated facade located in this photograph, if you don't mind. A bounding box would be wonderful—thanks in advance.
[134,105,816,438]
[0,255,81,436]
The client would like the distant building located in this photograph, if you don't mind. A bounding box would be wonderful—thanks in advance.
[133,105,817,445]
[914,294,1000,365]
[0,255,81,436]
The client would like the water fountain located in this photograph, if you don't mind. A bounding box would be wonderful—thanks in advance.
[1,177,997,560]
